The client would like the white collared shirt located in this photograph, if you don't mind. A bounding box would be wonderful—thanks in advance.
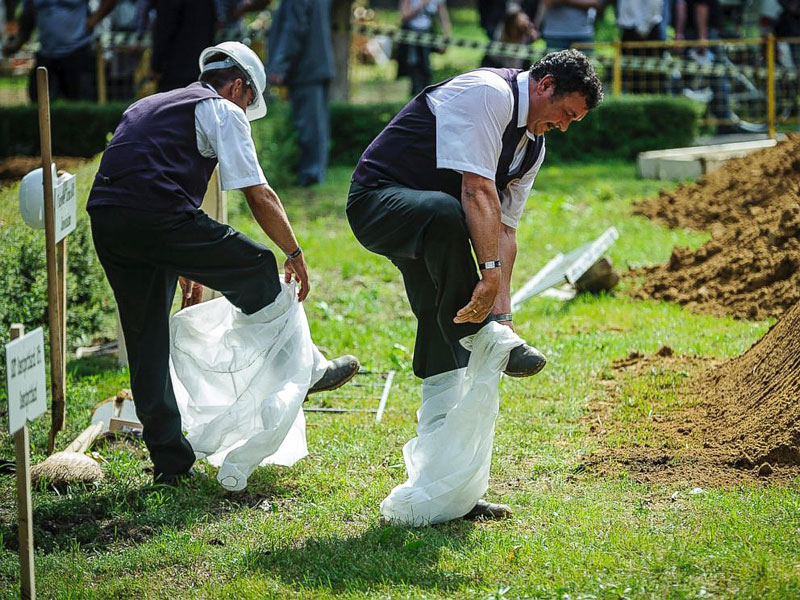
[194,83,267,191]
[425,70,545,229]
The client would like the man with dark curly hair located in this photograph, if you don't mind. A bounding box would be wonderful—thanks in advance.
[347,49,602,524]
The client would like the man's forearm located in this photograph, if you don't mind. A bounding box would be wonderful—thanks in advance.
[5,1,34,52]
[452,173,502,323]
[461,174,501,266]
[242,184,301,255]
[494,224,517,314]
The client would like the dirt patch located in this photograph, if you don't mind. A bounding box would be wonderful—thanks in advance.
[0,155,90,189]
[584,303,800,486]
[630,134,800,321]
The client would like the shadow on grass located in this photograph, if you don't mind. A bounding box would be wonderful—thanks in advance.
[241,521,474,592]
[0,465,294,555]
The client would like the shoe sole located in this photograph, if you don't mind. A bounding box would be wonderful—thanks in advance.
[307,360,360,393]
[504,359,547,378]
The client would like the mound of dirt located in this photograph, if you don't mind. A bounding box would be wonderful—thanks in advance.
[688,299,800,471]
[631,134,800,321]
[585,302,800,486]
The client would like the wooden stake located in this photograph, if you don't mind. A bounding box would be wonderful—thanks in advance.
[11,324,36,600]
[58,237,66,408]
[36,67,66,454]
[96,42,107,105]
[200,167,226,302]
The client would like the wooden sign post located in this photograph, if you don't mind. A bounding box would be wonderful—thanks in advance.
[36,67,67,454]
[6,323,47,600]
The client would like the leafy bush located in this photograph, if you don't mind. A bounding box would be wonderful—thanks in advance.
[0,102,128,158]
[544,95,700,161]
[0,217,115,376]
[330,103,405,166]
[0,166,115,390]
[251,102,299,189]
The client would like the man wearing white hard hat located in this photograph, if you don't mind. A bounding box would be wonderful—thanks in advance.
[86,41,359,485]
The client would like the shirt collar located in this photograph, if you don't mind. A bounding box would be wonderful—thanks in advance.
[516,70,536,140]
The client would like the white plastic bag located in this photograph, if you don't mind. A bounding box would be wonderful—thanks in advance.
[380,322,523,525]
[169,282,327,491]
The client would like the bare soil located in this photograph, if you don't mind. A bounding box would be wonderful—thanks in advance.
[591,135,800,485]
[0,155,90,189]
[585,302,800,487]
[630,134,800,321]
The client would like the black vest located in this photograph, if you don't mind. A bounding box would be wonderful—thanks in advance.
[88,82,220,213]
[352,68,544,199]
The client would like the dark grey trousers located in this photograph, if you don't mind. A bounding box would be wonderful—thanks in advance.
[346,182,486,378]
[289,81,330,185]
[89,206,281,478]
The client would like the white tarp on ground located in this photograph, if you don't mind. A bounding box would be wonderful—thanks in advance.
[169,282,327,491]
[380,322,523,525]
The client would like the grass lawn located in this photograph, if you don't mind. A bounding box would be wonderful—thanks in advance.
[1,156,797,600]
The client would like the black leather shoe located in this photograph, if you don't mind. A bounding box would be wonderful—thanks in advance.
[462,499,513,520]
[504,344,546,378]
[307,355,360,395]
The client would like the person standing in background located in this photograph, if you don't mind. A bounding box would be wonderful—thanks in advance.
[151,0,215,92]
[396,0,451,96]
[3,0,118,101]
[675,0,740,132]
[267,0,334,187]
[616,0,664,93]
[481,2,540,69]
[540,0,602,52]
[761,0,800,65]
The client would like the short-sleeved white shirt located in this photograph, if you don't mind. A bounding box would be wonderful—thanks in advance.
[194,84,267,191]
[425,70,545,229]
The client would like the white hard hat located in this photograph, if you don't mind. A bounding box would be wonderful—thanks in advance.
[199,41,268,121]
[18,164,56,230]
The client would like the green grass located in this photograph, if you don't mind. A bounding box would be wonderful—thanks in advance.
[1,158,796,600]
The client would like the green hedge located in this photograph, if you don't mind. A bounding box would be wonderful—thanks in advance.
[253,94,699,181]
[544,95,701,161]
[0,102,128,158]
[0,94,697,179]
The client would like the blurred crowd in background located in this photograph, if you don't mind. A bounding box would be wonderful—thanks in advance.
[0,1,797,103]
[0,0,796,163]
[0,0,276,102]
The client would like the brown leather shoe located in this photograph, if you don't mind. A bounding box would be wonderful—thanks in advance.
[504,344,546,378]
[462,499,513,520]
[307,355,360,395]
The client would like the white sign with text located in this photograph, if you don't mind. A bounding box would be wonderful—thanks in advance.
[5,327,46,435]
[54,172,77,243]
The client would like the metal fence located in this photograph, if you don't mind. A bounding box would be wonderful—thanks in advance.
[1,23,797,137]
[575,35,800,136]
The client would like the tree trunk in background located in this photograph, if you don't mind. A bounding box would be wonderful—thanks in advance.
[331,0,351,102]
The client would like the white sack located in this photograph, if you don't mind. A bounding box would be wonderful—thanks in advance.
[169,282,328,491]
[380,322,523,525]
